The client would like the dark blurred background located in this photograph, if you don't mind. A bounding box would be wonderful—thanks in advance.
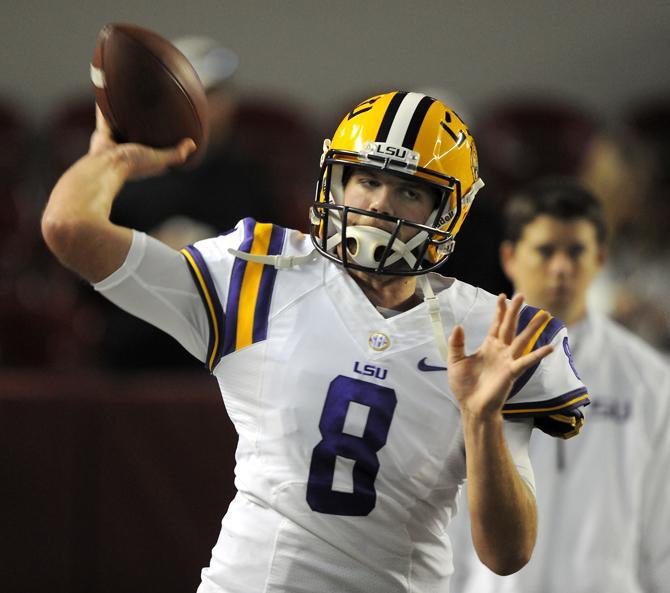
[1,1,669,591]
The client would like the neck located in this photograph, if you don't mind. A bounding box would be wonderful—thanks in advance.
[564,305,588,327]
[348,269,421,311]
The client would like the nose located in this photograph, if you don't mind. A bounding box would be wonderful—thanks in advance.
[548,251,574,278]
[369,185,395,216]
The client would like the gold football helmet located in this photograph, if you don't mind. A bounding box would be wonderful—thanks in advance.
[310,91,484,275]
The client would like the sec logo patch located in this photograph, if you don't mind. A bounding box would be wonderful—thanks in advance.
[368,332,391,352]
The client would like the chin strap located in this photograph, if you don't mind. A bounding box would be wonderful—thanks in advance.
[227,234,339,270]
[227,248,318,269]
[419,275,450,364]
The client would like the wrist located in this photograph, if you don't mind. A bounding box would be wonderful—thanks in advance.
[459,404,504,425]
[460,408,505,445]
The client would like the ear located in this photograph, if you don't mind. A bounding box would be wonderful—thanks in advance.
[499,240,516,282]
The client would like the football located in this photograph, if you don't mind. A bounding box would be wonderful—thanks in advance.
[90,23,209,164]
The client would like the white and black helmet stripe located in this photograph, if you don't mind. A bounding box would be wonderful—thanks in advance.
[375,92,436,150]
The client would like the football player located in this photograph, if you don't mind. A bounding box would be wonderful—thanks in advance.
[448,179,670,593]
[42,92,589,593]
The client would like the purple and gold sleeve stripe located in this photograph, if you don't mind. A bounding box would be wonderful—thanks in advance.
[223,219,286,356]
[508,305,566,399]
[180,245,226,372]
[503,387,591,438]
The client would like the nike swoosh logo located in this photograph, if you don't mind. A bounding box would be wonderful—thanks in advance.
[417,357,448,372]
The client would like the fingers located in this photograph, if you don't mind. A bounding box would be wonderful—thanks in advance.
[487,293,506,338]
[115,138,197,180]
[95,104,111,133]
[90,104,122,155]
[511,308,551,358]
[151,138,196,167]
[175,138,197,161]
[447,324,466,365]
[91,102,196,168]
[499,293,524,344]
[511,343,554,376]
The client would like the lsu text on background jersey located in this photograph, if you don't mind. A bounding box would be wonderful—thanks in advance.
[172,218,589,593]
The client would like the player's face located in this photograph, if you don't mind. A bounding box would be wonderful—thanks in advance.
[342,168,436,242]
[501,215,605,324]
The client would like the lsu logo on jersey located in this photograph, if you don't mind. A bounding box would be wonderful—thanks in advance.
[353,361,388,380]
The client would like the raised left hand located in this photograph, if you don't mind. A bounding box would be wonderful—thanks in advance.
[447,293,554,418]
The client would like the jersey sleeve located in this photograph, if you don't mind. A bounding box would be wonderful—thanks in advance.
[501,305,590,439]
[503,417,536,497]
[93,230,211,362]
[181,218,287,371]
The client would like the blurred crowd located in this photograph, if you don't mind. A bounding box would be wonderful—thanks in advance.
[1,37,669,371]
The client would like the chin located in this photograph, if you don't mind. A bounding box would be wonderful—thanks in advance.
[544,296,571,319]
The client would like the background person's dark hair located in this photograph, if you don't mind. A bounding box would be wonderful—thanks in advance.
[503,178,608,245]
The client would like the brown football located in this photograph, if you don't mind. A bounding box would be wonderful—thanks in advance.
[90,23,209,165]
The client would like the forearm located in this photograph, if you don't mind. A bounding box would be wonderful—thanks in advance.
[463,410,537,575]
[42,150,133,282]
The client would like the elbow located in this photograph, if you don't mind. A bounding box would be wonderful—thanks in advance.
[41,208,101,273]
[41,209,78,263]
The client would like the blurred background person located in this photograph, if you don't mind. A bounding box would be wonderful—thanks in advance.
[448,179,670,593]
[445,95,600,296]
[580,108,670,352]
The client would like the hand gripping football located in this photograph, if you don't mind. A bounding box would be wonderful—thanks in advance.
[90,23,209,165]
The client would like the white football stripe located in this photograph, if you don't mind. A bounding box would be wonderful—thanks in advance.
[90,64,105,88]
[386,92,425,147]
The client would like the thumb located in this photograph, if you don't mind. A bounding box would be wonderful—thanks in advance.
[448,324,466,365]
[162,138,197,166]
[117,138,197,181]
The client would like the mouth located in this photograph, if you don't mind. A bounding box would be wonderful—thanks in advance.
[347,215,396,235]
[548,285,572,300]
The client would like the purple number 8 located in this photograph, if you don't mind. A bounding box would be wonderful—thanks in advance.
[306,375,397,516]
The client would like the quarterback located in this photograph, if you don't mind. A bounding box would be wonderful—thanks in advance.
[42,91,589,592]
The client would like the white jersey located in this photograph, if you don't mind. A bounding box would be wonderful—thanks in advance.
[95,218,589,593]
[448,311,670,593]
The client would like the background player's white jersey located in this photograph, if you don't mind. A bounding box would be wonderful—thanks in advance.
[448,311,670,593]
[96,218,589,593]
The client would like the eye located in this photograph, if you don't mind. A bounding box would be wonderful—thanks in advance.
[401,188,421,200]
[358,177,380,188]
[536,246,554,259]
[568,245,586,259]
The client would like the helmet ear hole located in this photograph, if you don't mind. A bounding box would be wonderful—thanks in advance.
[373,245,386,262]
[346,237,358,256]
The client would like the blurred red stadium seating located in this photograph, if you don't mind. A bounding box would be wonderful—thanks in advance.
[475,95,600,199]
[230,95,321,231]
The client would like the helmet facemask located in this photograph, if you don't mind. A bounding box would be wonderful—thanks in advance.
[309,91,484,276]
[310,156,460,276]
